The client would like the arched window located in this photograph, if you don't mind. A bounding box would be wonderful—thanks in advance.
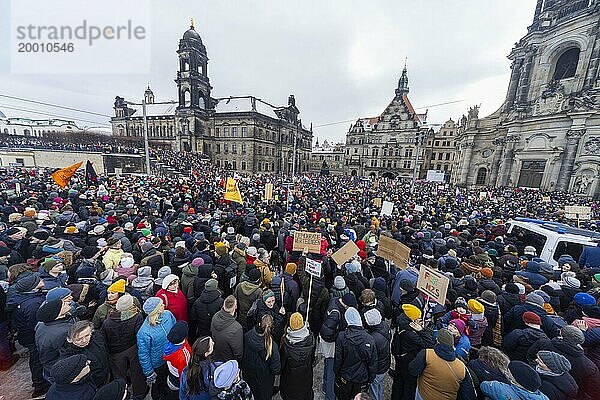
[475,167,487,185]
[553,48,580,80]
[183,90,191,107]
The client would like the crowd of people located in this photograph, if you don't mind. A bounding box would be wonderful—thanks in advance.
[0,134,142,154]
[0,159,599,400]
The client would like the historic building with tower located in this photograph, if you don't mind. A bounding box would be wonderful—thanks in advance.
[344,66,432,178]
[111,22,312,174]
[454,0,600,197]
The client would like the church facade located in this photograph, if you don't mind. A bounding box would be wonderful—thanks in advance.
[111,22,312,175]
[454,0,600,198]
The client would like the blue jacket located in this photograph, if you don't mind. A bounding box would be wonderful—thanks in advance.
[7,290,45,347]
[515,263,547,289]
[455,333,471,360]
[136,310,176,376]
[481,380,549,400]
[179,363,220,400]
[579,244,600,268]
[39,270,69,291]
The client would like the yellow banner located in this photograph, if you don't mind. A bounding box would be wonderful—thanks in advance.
[224,177,243,204]
[51,162,82,188]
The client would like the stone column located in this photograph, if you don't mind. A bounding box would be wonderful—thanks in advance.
[497,136,519,186]
[489,138,506,185]
[458,141,474,185]
[504,59,523,112]
[556,129,585,191]
[515,55,534,106]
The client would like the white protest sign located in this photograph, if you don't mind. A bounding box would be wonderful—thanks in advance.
[414,205,424,213]
[305,258,322,277]
[380,200,394,216]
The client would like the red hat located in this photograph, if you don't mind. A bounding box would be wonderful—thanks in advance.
[183,226,193,234]
[522,311,541,326]
[137,222,146,230]
[356,240,367,251]
[481,268,493,279]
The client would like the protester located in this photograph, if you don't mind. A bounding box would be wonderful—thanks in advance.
[211,295,244,362]
[280,312,315,400]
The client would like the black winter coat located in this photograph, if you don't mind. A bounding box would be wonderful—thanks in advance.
[101,310,144,354]
[210,309,243,362]
[8,290,45,347]
[391,315,435,370]
[320,298,347,343]
[539,371,579,400]
[503,327,548,361]
[497,292,521,315]
[334,326,377,384]
[242,327,281,400]
[45,376,97,400]
[193,264,214,299]
[191,289,224,337]
[59,331,110,387]
[367,321,391,374]
[345,272,368,300]
[280,331,315,400]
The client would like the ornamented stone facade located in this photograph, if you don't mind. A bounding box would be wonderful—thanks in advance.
[344,67,432,178]
[111,22,312,174]
[454,0,600,198]
[310,139,346,175]
[422,119,458,181]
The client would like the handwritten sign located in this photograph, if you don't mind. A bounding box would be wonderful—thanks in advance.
[565,205,591,219]
[417,266,449,305]
[373,197,382,208]
[264,183,273,200]
[414,205,424,213]
[331,240,360,266]
[305,258,322,277]
[542,196,551,203]
[292,231,322,253]
[376,235,410,269]
[380,200,394,216]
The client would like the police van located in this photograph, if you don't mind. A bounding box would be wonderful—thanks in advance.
[505,218,600,267]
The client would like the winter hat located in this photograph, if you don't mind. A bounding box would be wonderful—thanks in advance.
[51,354,88,384]
[167,321,189,344]
[480,290,497,305]
[454,297,468,311]
[537,350,571,375]
[120,256,134,268]
[285,263,298,275]
[400,279,415,292]
[449,319,466,335]
[574,292,596,307]
[346,260,361,274]
[157,266,171,279]
[14,273,41,292]
[252,233,260,242]
[81,246,99,259]
[342,292,357,308]
[46,287,72,302]
[205,278,218,292]
[437,328,454,347]
[140,241,154,253]
[515,282,526,295]
[505,283,520,295]
[522,311,541,326]
[561,272,581,289]
[214,360,239,389]
[345,307,362,327]
[372,277,386,293]
[42,258,61,272]
[468,299,485,314]
[289,312,304,331]
[93,379,127,400]
[447,249,457,258]
[262,289,275,302]
[508,361,541,392]
[524,246,537,256]
[561,325,584,345]
[526,293,544,308]
[37,298,63,322]
[191,257,204,267]
[226,227,235,235]
[116,293,134,311]
[246,246,258,257]
[481,268,493,279]
[533,290,550,304]
[143,297,162,314]
[402,304,422,321]
[334,276,346,290]
[137,266,151,277]
[215,245,228,257]
[162,274,179,290]
[247,268,261,283]
[364,308,382,326]
[108,279,126,294]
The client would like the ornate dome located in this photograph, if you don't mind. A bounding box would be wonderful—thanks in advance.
[183,20,202,43]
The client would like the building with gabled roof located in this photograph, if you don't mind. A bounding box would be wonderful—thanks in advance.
[344,66,432,178]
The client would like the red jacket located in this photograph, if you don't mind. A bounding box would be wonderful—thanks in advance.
[156,288,188,321]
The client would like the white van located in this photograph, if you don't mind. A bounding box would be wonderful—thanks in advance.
[505,218,600,267]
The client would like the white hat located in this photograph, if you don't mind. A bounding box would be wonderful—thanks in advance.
[162,274,179,290]
[93,225,106,235]
[524,246,537,256]
[175,241,186,249]
[124,222,134,230]
[246,246,257,257]
[227,227,235,235]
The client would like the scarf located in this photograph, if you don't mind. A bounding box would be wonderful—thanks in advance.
[286,323,310,344]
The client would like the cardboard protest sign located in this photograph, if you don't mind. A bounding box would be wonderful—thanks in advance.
[373,197,382,207]
[264,183,273,200]
[479,191,488,200]
[305,258,322,277]
[542,196,551,203]
[292,231,322,253]
[417,266,450,305]
[565,205,591,216]
[376,235,410,268]
[380,200,394,216]
[414,205,424,213]
[331,240,360,266]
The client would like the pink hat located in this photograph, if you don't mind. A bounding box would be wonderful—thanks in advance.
[449,319,466,335]
[191,257,204,267]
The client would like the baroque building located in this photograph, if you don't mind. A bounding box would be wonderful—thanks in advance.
[111,22,312,174]
[310,138,346,175]
[344,67,432,178]
[454,0,600,197]
[422,119,458,181]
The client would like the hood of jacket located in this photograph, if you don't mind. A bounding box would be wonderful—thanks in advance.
[433,343,456,361]
[182,263,198,278]
[199,288,222,304]
[239,280,261,296]
[551,337,585,357]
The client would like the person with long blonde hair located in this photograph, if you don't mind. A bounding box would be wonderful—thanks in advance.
[242,314,281,400]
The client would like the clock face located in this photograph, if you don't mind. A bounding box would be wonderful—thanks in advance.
[482,149,492,158]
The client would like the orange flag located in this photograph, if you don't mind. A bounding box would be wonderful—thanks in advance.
[51,162,82,188]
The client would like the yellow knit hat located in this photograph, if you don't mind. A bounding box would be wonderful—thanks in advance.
[402,304,422,321]
[468,299,485,314]
[108,279,126,294]
[289,312,304,331]
[285,263,298,275]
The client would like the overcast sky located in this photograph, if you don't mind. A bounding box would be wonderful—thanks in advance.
[0,0,537,143]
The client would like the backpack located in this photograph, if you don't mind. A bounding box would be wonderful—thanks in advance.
[225,261,238,289]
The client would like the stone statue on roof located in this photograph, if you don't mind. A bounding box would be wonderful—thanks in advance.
[468,105,480,120]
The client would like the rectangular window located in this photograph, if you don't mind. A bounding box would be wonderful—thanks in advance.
[438,153,443,160]
[258,146,262,155]
[15,158,24,166]
[216,144,221,153]
[434,141,440,146]
[242,143,247,154]
[223,127,230,137]
[232,127,238,137]
[242,127,247,137]
[371,160,377,167]
[241,161,246,170]
[445,153,451,160]
[232,143,237,153]
[232,161,237,170]
[224,144,229,153]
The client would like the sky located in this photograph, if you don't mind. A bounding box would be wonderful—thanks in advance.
[0,0,537,143]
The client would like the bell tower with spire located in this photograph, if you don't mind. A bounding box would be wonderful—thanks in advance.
[395,61,410,98]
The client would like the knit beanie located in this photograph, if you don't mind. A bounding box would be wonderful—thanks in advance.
[108,279,126,294]
[344,307,362,327]
[402,304,422,321]
[561,325,584,345]
[214,360,239,389]
[247,268,261,283]
[437,328,454,347]
[449,319,466,335]
[533,290,550,304]
[480,290,497,305]
[51,354,88,384]
[143,297,162,314]
[481,268,493,279]
[285,263,298,275]
[116,293,134,312]
[334,276,346,290]
[454,297,468,311]
[505,283,520,295]
[289,312,304,331]
[42,258,60,272]
[36,299,63,323]
[537,350,571,375]
[364,308,382,326]
[167,321,189,344]
[526,293,544,308]
[341,292,357,308]
[205,278,218,292]
[191,257,205,267]
[14,273,41,293]
[262,289,275,302]
[93,379,127,400]
[161,274,179,290]
[468,299,485,314]
[508,361,541,392]
[574,292,596,307]
[523,311,541,326]
[46,287,72,302]
[562,272,581,289]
